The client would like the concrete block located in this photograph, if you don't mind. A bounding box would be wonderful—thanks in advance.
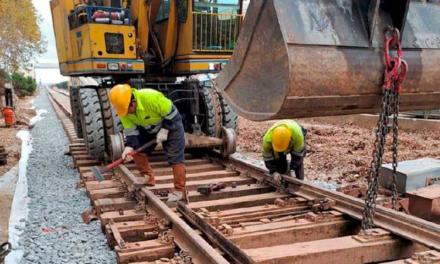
[379,158,440,193]
[408,185,440,223]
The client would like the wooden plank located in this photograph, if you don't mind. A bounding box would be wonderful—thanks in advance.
[69,143,85,148]
[72,154,96,161]
[147,153,192,162]
[100,210,146,225]
[71,150,89,156]
[116,242,174,264]
[116,222,158,237]
[383,250,440,263]
[75,159,100,167]
[105,221,158,248]
[230,218,357,249]
[78,166,92,174]
[152,170,238,184]
[124,158,210,169]
[189,192,290,211]
[244,230,414,264]
[153,163,224,176]
[94,198,137,214]
[149,176,255,192]
[188,184,273,202]
[89,188,125,200]
[85,180,121,191]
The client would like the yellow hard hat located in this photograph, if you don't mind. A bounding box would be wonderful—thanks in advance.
[272,126,291,152]
[109,84,132,117]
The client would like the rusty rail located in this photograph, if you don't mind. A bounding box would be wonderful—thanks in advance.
[119,166,229,263]
[229,156,440,251]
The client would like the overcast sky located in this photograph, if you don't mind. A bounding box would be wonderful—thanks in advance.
[33,0,58,63]
[32,0,67,84]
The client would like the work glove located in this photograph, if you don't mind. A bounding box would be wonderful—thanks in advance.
[157,129,169,143]
[290,170,296,178]
[122,146,134,163]
[272,172,282,185]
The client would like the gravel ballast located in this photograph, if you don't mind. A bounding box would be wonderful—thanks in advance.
[18,90,115,264]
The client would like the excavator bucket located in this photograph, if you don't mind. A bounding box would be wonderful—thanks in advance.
[216,0,440,121]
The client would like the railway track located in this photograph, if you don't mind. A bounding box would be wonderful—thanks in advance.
[47,88,440,264]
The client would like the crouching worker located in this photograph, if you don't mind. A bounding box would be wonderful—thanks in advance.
[109,84,186,204]
[262,120,307,184]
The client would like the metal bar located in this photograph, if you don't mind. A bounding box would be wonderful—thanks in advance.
[117,165,228,263]
[228,156,440,250]
[140,187,230,264]
[229,14,233,49]
[117,164,231,264]
[178,202,256,264]
[210,12,213,49]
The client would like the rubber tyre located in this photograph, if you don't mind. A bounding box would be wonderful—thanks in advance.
[201,85,222,138]
[97,88,123,155]
[69,87,83,138]
[79,88,106,161]
[218,92,238,130]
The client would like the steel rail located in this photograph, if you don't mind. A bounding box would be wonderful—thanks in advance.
[229,156,440,250]
[118,165,229,264]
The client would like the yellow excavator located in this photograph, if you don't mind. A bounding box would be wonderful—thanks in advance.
[51,0,440,162]
[50,0,243,160]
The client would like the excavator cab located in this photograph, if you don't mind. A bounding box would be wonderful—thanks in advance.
[50,0,243,161]
[217,0,440,120]
[51,0,145,76]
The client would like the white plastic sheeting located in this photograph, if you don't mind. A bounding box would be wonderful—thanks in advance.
[5,108,47,264]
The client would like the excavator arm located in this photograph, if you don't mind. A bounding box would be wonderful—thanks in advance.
[216,0,440,121]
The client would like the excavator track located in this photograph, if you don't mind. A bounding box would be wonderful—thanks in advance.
[48,88,440,264]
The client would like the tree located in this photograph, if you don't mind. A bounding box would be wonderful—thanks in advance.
[10,72,37,97]
[0,0,46,71]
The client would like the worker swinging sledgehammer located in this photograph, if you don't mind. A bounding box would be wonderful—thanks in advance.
[109,84,186,205]
[262,120,307,185]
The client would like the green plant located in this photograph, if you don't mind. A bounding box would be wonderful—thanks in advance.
[10,72,37,97]
[55,81,69,89]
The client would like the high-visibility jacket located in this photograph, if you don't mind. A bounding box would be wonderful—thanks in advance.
[120,89,178,136]
[262,120,305,161]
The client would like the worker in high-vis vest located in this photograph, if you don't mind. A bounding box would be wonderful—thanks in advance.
[109,84,186,204]
[262,120,307,184]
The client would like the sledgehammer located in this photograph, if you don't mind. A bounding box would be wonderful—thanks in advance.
[91,139,157,181]
[92,130,170,181]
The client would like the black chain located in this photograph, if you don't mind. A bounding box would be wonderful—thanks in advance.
[362,88,393,230]
[391,89,400,208]
[361,26,406,230]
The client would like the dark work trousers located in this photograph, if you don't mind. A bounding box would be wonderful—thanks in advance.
[126,109,186,165]
[264,127,307,180]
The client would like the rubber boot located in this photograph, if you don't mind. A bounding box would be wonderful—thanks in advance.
[133,153,155,186]
[167,163,187,206]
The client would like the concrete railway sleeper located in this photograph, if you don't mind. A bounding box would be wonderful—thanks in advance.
[47,89,440,264]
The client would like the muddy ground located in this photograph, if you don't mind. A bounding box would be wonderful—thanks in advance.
[237,116,440,187]
[0,95,36,245]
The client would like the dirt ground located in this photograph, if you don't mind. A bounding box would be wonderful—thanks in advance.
[0,95,36,246]
[237,116,440,187]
